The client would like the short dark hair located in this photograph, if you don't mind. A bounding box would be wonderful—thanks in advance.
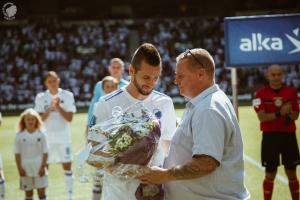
[131,43,161,71]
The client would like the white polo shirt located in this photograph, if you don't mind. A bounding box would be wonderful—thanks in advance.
[14,130,48,177]
[34,88,76,144]
[93,87,177,200]
[164,84,250,200]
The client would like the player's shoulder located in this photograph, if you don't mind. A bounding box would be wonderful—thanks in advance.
[36,91,47,99]
[152,90,173,101]
[255,85,269,95]
[102,88,124,102]
[16,130,25,137]
[59,88,74,97]
[37,130,47,137]
[95,81,103,87]
[283,85,297,93]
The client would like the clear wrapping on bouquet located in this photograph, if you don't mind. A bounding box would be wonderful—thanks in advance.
[76,102,161,174]
[86,103,161,174]
[76,103,164,199]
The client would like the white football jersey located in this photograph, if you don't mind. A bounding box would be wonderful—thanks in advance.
[14,130,48,176]
[34,88,76,144]
[93,87,177,200]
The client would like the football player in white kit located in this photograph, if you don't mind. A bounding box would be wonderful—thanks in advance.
[34,71,76,200]
[90,43,177,200]
[0,112,5,200]
[14,108,48,200]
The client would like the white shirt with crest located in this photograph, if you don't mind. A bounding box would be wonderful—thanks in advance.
[14,130,48,176]
[93,87,177,200]
[34,88,76,144]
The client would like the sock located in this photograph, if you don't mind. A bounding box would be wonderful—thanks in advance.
[0,178,5,200]
[64,170,73,200]
[25,197,33,200]
[263,178,274,200]
[92,184,102,200]
[39,195,47,200]
[289,178,299,200]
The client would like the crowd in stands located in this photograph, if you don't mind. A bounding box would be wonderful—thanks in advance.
[0,17,299,109]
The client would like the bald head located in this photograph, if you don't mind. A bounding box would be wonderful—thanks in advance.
[267,64,284,89]
[267,64,283,74]
[176,48,215,79]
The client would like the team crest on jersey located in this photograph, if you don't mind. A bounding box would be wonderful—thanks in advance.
[60,100,64,104]
[153,109,162,119]
[274,97,283,107]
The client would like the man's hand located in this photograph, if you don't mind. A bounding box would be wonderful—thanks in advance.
[51,96,60,108]
[138,166,173,184]
[280,102,292,116]
[38,165,46,176]
[19,168,26,177]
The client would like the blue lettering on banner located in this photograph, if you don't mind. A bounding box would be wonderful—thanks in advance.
[224,14,300,67]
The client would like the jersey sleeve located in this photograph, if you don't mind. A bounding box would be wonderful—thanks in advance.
[191,109,225,162]
[94,98,111,125]
[290,88,300,112]
[65,92,76,113]
[41,132,49,154]
[13,134,20,154]
[34,94,45,113]
[253,89,265,113]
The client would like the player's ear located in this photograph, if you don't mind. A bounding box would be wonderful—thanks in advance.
[128,65,135,76]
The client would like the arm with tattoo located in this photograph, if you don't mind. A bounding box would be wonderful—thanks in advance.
[168,155,219,180]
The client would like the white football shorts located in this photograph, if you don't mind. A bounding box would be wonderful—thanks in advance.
[48,143,73,163]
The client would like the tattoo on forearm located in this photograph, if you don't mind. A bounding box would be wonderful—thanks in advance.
[168,155,218,180]
[169,164,204,180]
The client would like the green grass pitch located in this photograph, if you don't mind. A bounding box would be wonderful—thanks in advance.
[0,106,299,199]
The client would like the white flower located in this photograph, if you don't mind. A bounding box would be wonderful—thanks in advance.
[115,133,133,150]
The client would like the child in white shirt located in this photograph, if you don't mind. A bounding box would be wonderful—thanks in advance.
[14,108,49,200]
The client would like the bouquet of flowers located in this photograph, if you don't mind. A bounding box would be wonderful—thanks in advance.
[77,103,164,200]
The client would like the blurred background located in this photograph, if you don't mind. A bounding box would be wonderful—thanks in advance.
[0,0,300,112]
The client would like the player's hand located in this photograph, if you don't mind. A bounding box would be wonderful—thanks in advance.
[19,168,26,177]
[38,166,46,176]
[138,166,170,184]
[280,102,292,116]
[51,97,60,108]
[46,106,55,112]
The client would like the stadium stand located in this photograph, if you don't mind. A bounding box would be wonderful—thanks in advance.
[0,17,299,111]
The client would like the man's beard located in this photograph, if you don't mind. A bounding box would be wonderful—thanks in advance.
[133,75,153,96]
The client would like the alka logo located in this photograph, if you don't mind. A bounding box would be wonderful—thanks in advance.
[239,28,300,54]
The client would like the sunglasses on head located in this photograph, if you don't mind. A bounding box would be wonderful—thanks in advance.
[183,49,204,68]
